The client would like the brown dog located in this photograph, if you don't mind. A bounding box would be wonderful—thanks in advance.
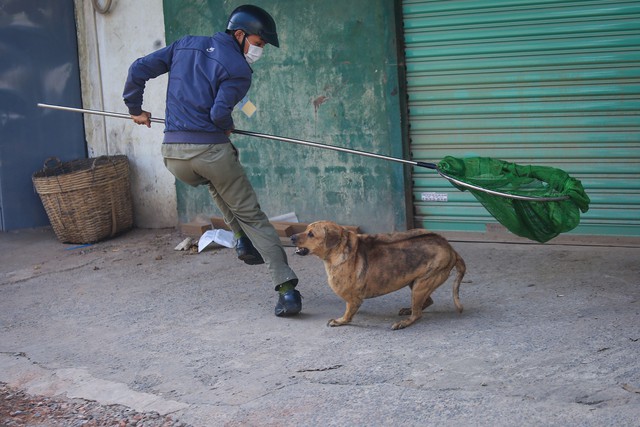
[291,221,466,330]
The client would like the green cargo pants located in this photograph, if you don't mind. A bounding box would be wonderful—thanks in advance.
[161,143,298,289]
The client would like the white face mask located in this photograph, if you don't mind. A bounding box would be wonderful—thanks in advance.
[244,39,263,64]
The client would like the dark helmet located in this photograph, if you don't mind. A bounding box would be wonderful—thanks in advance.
[226,4,279,47]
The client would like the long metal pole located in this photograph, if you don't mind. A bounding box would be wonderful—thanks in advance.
[36,103,568,201]
[37,103,434,169]
[231,129,437,169]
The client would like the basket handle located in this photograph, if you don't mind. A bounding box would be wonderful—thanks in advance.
[43,157,62,170]
[91,156,107,171]
[91,155,121,171]
[89,156,121,185]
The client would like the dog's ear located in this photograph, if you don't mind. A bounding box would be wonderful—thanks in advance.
[324,226,343,249]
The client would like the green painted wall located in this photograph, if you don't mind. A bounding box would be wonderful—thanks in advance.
[163,0,410,232]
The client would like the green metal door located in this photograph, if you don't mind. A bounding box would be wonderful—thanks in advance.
[402,0,640,239]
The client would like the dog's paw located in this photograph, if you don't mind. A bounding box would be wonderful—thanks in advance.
[327,318,346,327]
[398,308,411,316]
[391,321,408,330]
[392,318,420,330]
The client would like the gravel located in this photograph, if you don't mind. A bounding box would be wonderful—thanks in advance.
[0,382,191,427]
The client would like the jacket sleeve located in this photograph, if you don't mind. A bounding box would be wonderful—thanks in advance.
[123,43,175,116]
[211,73,251,131]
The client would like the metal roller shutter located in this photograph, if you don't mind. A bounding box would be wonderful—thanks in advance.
[402,0,640,239]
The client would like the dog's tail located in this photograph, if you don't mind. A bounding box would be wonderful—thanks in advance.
[452,252,466,313]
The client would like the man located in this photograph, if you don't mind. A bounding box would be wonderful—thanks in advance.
[122,5,302,317]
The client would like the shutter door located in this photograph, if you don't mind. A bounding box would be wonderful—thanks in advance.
[402,0,640,238]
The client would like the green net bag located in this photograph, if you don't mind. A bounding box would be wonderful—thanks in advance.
[437,156,590,243]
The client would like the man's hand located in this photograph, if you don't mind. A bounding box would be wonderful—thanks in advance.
[131,111,152,128]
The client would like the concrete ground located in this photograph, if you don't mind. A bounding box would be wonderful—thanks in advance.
[0,226,639,426]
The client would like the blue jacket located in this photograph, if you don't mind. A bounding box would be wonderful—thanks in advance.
[123,32,252,144]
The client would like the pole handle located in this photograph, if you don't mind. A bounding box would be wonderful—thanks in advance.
[37,103,165,124]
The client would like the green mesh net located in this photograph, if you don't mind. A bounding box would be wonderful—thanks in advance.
[437,156,590,243]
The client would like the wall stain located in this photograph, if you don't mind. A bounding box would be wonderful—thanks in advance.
[313,95,329,114]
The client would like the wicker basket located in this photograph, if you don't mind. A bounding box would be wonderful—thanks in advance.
[32,155,134,244]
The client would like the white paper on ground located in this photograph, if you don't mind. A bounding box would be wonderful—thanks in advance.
[198,229,235,252]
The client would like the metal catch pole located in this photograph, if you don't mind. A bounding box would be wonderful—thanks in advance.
[37,103,437,169]
[36,103,568,201]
